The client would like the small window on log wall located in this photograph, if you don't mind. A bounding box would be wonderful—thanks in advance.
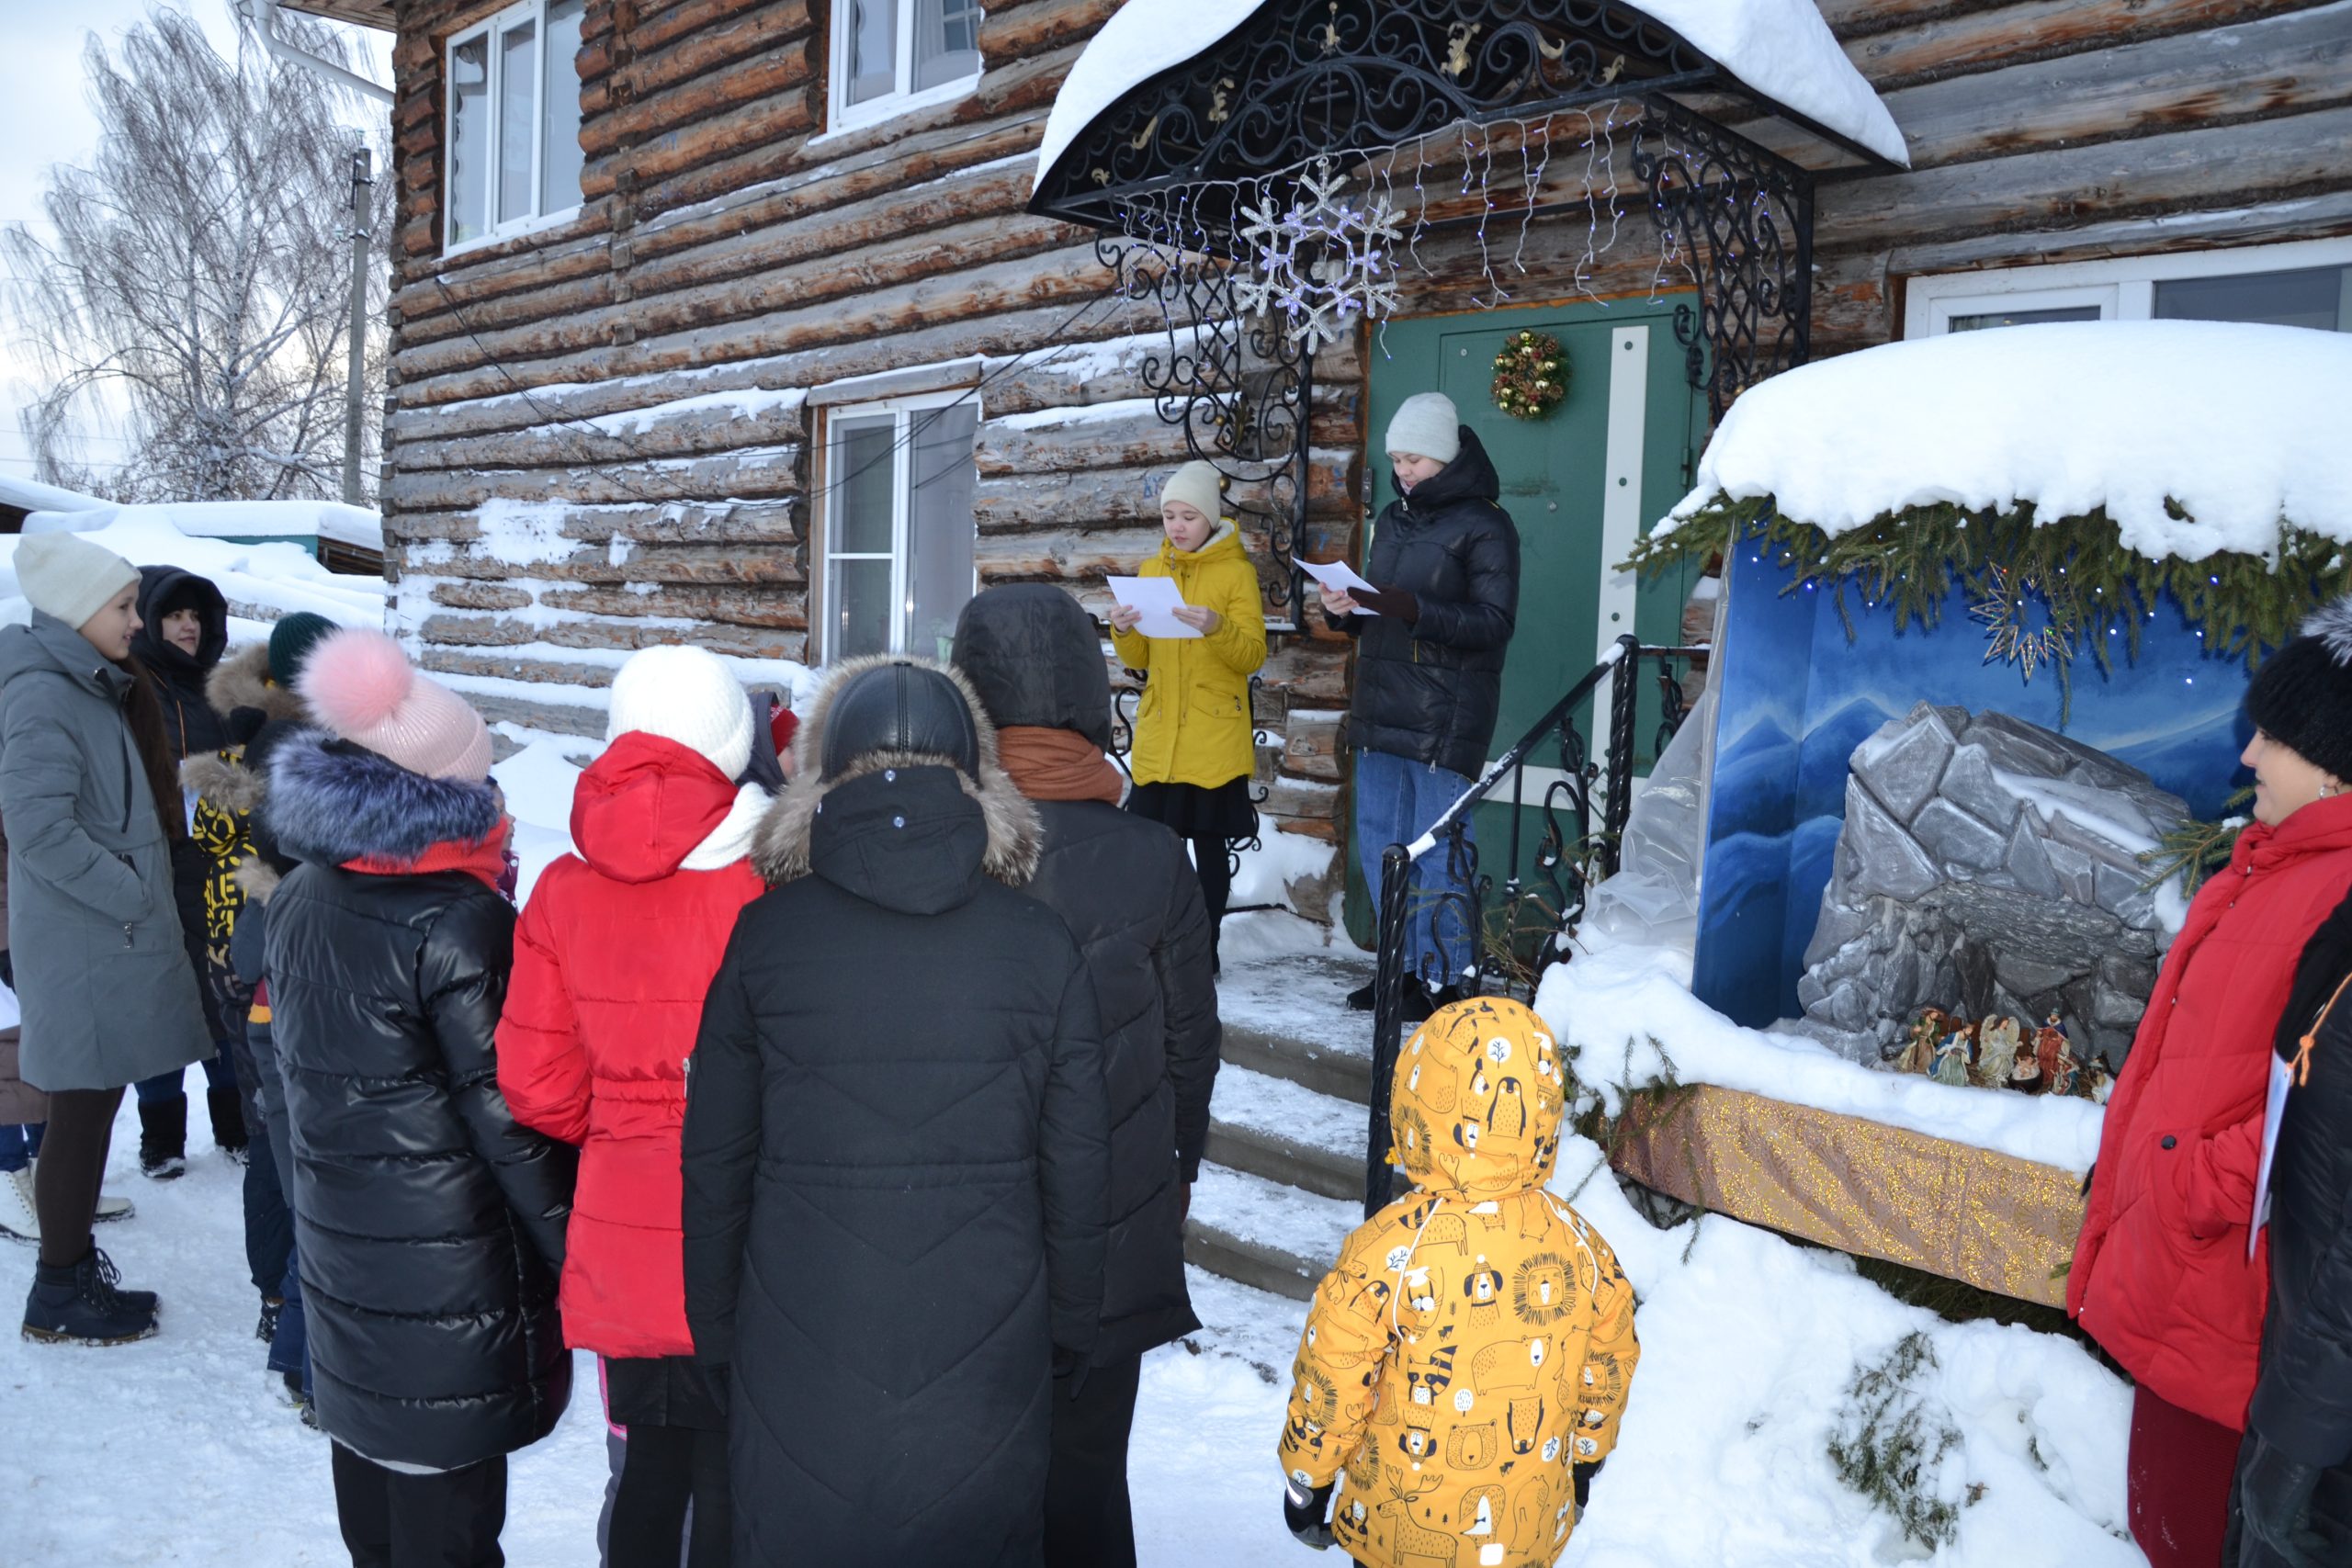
[446,0,585,252]
[820,394,980,662]
[830,0,983,132]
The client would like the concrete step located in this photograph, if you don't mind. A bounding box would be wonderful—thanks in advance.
[1204,1066,1366,1203]
[1182,1161,1362,1303]
[1215,949,1375,1102]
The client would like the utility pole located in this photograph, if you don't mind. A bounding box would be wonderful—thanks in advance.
[342,145,372,507]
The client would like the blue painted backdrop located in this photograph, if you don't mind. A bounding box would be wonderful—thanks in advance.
[1690,527,2256,1028]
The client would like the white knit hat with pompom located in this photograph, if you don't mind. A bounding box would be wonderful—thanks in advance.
[605,644,753,779]
[299,628,492,783]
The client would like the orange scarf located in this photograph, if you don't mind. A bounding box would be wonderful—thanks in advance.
[997,727,1124,805]
[342,819,514,890]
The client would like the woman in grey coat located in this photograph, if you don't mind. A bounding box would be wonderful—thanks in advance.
[1,531,210,1345]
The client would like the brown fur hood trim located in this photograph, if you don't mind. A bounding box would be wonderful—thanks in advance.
[232,858,283,906]
[752,653,1042,888]
[206,643,306,725]
[182,751,266,813]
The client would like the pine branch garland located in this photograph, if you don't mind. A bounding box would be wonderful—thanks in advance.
[1625,499,2351,671]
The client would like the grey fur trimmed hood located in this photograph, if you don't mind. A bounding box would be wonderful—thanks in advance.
[207,642,306,725]
[752,653,1041,887]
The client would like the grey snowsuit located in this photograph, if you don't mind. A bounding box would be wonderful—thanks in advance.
[0,612,209,1091]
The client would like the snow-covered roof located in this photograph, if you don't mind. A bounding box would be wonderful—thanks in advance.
[1035,0,1908,188]
[0,515,385,637]
[1665,321,2352,563]
[24,500,384,553]
[0,475,107,514]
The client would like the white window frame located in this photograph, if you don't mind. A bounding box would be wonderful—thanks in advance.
[825,0,985,136]
[817,389,980,661]
[1904,235,2352,337]
[443,0,584,257]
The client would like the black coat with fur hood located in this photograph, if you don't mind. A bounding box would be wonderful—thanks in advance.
[681,655,1112,1568]
[264,728,576,1472]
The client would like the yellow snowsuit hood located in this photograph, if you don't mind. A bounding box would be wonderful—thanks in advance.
[1279,998,1640,1568]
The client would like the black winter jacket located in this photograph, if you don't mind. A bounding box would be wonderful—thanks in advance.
[264,731,577,1472]
[954,583,1221,1365]
[681,659,1111,1568]
[1328,426,1521,777]
[130,565,232,761]
[2245,889,2352,1553]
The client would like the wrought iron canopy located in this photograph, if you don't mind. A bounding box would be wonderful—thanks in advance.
[1030,0,1898,232]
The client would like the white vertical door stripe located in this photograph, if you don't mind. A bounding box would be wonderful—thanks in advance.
[1592,324,1650,771]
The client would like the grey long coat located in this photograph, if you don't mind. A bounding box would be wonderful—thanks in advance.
[0,613,209,1091]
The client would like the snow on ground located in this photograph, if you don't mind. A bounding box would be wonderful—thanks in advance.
[1666,321,2352,558]
[1539,942,2104,1173]
[0,1100,2135,1563]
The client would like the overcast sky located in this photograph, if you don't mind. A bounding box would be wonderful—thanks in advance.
[0,0,391,486]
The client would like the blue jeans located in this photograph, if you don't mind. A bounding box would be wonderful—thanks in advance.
[1354,748,1480,987]
[134,1042,234,1104]
[0,1121,43,1173]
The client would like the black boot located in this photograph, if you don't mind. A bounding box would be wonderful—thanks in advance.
[89,1247,158,1315]
[138,1096,187,1180]
[22,1250,158,1345]
[206,1087,249,1160]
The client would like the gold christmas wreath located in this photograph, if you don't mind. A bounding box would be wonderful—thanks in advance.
[1491,330,1568,421]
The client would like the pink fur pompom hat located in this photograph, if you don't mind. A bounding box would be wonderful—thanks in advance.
[299,627,493,784]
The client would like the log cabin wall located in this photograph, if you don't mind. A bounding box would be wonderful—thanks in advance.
[374,0,2352,902]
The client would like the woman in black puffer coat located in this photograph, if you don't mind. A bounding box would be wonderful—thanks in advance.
[952,584,1222,1568]
[2231,882,2352,1567]
[263,628,574,1561]
[1321,392,1521,1014]
[682,655,1111,1568]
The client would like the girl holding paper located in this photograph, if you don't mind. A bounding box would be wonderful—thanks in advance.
[1108,460,1267,970]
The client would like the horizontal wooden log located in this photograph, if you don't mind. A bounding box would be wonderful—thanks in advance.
[399,270,617,350]
[972,449,1355,532]
[413,612,797,659]
[420,579,535,612]
[581,88,820,201]
[445,685,608,740]
[1842,0,2334,92]
[386,444,802,511]
[394,231,611,327]
[1278,708,1346,783]
[1884,185,2352,277]
[1810,250,1895,353]
[628,166,1041,300]
[581,40,817,164]
[1742,2,2352,172]
[1261,776,1344,825]
[419,542,804,587]
[1815,0,2012,38]
[392,213,1076,381]
[532,581,808,628]
[390,289,1167,439]
[977,0,1121,61]
[1816,102,2352,251]
[625,0,811,90]
[976,405,1197,477]
[424,650,620,690]
[394,400,807,473]
[1256,643,1351,705]
[393,241,1122,409]
[390,499,802,547]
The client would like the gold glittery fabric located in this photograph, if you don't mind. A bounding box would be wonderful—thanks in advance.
[1611,1086,2085,1308]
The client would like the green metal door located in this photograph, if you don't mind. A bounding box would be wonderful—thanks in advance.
[1343,296,1710,946]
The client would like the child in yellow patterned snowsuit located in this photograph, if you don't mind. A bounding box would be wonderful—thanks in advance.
[1278,997,1638,1568]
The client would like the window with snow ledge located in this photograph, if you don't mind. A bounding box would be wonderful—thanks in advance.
[1905,236,2352,338]
[818,391,979,663]
[445,0,585,255]
[827,0,983,135]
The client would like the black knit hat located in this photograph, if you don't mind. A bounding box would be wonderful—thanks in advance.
[2245,596,2352,784]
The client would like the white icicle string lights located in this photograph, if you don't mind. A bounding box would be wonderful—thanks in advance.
[1104,105,1727,354]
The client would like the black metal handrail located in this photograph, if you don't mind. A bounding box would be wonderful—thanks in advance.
[1360,637,1703,1213]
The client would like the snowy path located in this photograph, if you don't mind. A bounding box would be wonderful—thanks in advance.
[0,1100,2145,1566]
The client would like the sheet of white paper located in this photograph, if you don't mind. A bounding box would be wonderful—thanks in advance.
[1298,557,1380,614]
[2251,1051,2291,1258]
[1106,575,1201,638]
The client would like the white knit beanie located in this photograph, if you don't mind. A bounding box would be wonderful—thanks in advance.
[1159,460,1226,523]
[605,644,754,779]
[1385,392,1463,465]
[15,532,140,630]
[300,628,494,784]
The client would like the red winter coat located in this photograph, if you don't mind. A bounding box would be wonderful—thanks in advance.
[2067,793,2352,1429]
[497,732,767,1359]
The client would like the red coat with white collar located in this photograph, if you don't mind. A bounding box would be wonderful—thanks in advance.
[497,732,767,1359]
[2067,793,2352,1429]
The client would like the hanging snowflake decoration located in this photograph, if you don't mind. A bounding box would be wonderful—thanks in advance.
[1234,157,1404,352]
[1970,563,2077,683]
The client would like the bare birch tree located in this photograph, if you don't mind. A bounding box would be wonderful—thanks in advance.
[2,8,392,503]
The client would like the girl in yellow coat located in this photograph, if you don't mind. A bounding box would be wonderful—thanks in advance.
[1278,998,1640,1568]
[1110,460,1267,968]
